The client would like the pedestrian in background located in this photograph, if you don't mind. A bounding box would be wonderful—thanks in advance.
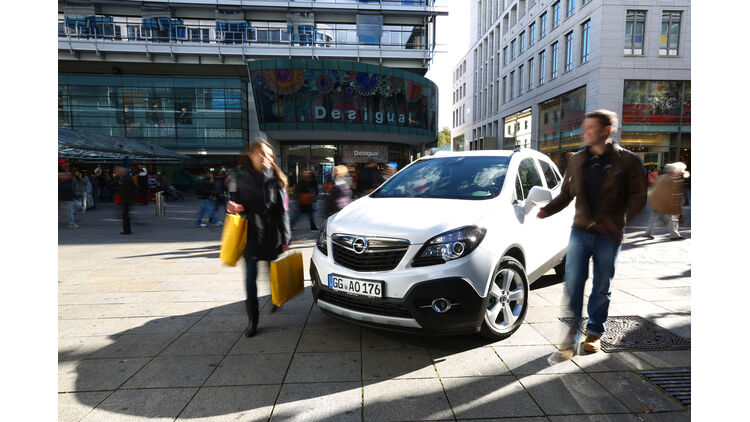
[226,140,291,338]
[73,169,87,214]
[290,170,318,231]
[643,162,688,241]
[115,166,134,235]
[325,165,352,218]
[357,158,385,195]
[195,170,220,227]
[59,168,79,229]
[226,167,238,200]
[214,169,228,212]
[84,170,95,210]
[647,166,659,187]
[538,110,646,360]
[137,168,149,205]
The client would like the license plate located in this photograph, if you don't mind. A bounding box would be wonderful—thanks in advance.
[328,274,383,298]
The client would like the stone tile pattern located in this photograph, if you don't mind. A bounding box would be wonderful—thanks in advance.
[58,199,691,421]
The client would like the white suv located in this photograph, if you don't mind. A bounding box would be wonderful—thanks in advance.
[309,149,574,340]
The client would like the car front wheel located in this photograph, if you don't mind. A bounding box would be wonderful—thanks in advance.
[480,256,529,341]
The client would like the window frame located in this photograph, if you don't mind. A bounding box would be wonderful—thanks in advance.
[581,19,591,63]
[551,41,559,79]
[539,50,546,85]
[624,10,646,55]
[660,10,682,56]
[528,58,534,90]
[552,2,560,28]
[565,31,573,72]
[540,12,548,38]
[529,22,536,46]
[567,0,575,17]
[520,31,526,53]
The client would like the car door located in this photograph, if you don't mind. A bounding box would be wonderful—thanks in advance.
[512,157,547,273]
[538,157,571,260]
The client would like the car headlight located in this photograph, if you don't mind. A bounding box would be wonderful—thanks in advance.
[412,226,487,267]
[316,218,328,256]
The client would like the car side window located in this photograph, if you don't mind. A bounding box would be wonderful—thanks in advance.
[539,159,559,189]
[518,158,543,198]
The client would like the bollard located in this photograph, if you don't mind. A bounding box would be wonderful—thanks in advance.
[155,191,165,216]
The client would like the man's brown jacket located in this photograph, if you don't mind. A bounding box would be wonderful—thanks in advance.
[540,142,647,240]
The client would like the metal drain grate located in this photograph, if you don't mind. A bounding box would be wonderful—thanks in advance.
[560,315,691,352]
[639,369,691,407]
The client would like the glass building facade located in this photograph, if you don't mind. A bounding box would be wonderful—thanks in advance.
[58,74,249,152]
[621,80,690,170]
[537,85,586,170]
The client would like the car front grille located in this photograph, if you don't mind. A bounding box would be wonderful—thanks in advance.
[332,243,407,272]
[319,290,412,319]
[330,234,409,272]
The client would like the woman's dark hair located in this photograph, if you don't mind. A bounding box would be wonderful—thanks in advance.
[245,139,288,190]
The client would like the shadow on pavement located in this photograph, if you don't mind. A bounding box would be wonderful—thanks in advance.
[60,290,691,420]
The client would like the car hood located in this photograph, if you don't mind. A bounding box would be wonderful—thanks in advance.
[327,196,495,245]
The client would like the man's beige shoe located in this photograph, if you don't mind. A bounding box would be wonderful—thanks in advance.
[583,334,601,353]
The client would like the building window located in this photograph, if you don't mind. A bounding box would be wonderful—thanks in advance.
[528,58,534,90]
[502,76,507,104]
[551,42,559,79]
[660,11,681,56]
[520,31,526,53]
[540,12,548,38]
[581,19,590,63]
[583,0,590,4]
[529,22,536,46]
[510,71,515,100]
[519,64,525,95]
[565,31,573,71]
[567,0,575,17]
[624,10,646,55]
[539,50,546,85]
[511,39,517,60]
[552,2,560,29]
[503,46,509,66]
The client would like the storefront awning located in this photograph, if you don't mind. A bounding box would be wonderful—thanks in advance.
[58,128,189,164]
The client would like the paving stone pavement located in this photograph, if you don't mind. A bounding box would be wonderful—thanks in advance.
[58,197,691,421]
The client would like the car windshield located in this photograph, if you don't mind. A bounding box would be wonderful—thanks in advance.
[371,156,510,200]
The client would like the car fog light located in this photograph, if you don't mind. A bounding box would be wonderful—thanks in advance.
[431,298,452,313]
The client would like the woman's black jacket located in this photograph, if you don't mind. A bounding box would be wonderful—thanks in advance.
[234,167,291,261]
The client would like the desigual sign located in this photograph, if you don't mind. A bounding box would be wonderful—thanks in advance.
[342,145,388,164]
[248,59,437,137]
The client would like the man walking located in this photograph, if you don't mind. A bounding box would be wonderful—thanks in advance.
[537,110,646,358]
[59,168,79,229]
[116,167,134,235]
[195,170,220,227]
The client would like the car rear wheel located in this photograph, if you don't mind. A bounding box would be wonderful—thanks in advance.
[480,256,529,341]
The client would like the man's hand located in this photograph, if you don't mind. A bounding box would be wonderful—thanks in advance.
[226,200,244,214]
[537,208,550,219]
[281,243,289,252]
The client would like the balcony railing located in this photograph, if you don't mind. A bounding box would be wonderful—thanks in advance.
[59,20,433,52]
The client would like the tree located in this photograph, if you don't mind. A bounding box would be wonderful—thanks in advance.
[437,127,451,148]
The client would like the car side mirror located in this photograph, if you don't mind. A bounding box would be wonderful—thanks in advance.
[527,186,554,205]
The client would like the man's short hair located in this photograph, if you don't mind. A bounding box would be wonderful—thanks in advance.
[585,109,619,134]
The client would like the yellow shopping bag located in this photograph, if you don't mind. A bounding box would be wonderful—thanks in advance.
[270,250,304,307]
[219,214,247,267]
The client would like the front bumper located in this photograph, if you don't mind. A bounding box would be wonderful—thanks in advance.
[309,259,489,336]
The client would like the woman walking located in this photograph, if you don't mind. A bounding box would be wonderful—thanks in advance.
[226,140,291,337]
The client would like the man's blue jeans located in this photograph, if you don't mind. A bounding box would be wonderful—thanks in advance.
[563,228,622,341]
[196,199,217,225]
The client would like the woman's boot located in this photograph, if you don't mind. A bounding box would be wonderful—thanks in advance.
[244,299,259,337]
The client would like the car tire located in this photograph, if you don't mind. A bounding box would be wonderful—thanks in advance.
[480,256,530,341]
[554,255,566,277]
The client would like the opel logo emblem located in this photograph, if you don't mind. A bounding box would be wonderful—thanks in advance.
[352,237,368,254]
